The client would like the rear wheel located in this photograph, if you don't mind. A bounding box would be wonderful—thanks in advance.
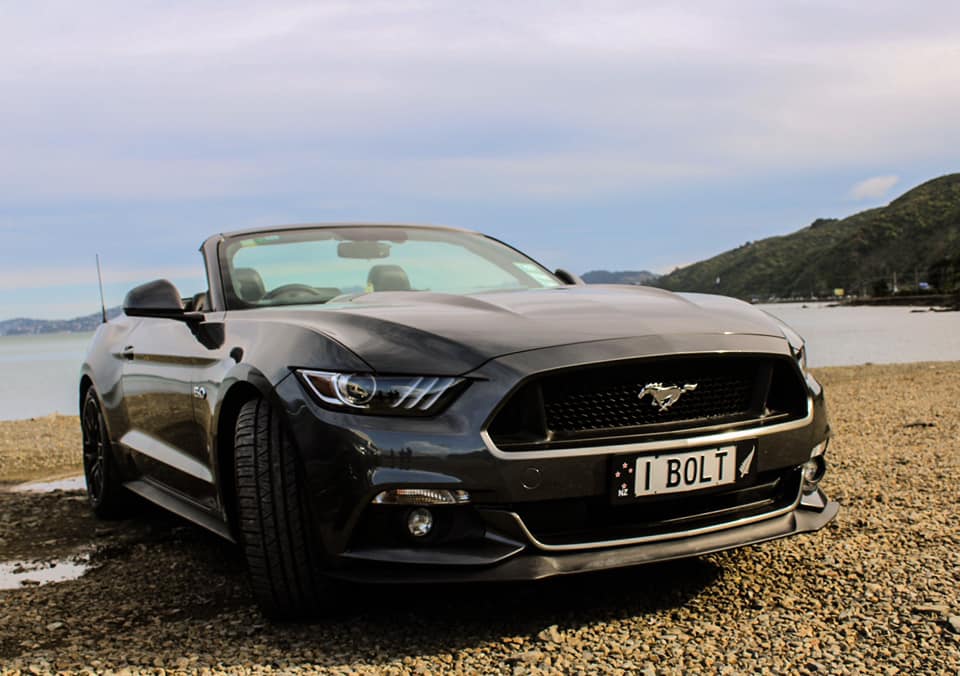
[234,397,334,618]
[81,388,127,518]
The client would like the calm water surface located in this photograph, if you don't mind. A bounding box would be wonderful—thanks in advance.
[1,303,957,420]
[0,332,93,421]
[757,303,960,368]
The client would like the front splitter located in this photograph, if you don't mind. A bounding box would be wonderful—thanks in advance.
[328,500,839,584]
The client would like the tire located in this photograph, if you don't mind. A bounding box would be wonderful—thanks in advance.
[234,397,333,618]
[81,388,128,518]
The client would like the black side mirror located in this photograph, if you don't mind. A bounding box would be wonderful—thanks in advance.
[554,268,585,286]
[123,279,201,321]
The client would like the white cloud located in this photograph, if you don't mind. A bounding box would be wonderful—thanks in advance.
[0,2,958,202]
[848,175,900,201]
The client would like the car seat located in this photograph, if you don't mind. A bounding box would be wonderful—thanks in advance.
[191,292,208,312]
[234,268,266,302]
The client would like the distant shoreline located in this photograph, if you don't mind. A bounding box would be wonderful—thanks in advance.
[758,295,956,310]
[3,291,957,336]
[841,293,956,308]
[0,330,95,339]
[0,306,121,337]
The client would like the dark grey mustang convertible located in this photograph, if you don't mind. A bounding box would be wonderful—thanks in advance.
[79,224,837,617]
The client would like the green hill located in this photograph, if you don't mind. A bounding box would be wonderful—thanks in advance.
[657,174,960,299]
[581,269,659,285]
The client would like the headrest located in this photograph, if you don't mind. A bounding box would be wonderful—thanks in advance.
[367,264,411,292]
[233,268,266,302]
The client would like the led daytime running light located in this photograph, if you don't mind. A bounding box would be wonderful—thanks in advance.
[372,488,471,505]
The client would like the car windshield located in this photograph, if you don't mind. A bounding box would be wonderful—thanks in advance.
[220,226,562,309]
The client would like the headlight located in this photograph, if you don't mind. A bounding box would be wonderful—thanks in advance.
[793,342,807,371]
[298,370,467,415]
[778,324,807,371]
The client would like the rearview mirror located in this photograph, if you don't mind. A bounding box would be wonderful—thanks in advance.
[123,279,196,319]
[338,241,391,259]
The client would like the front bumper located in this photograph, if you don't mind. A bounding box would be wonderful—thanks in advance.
[273,333,838,581]
[331,494,839,583]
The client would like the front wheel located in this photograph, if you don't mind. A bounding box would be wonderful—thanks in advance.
[81,388,127,518]
[234,397,335,618]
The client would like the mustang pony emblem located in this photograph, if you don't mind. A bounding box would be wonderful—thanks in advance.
[638,382,698,412]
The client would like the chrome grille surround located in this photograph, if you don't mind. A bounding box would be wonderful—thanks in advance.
[485,354,811,459]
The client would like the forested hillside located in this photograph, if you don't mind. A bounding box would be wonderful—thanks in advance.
[657,174,960,299]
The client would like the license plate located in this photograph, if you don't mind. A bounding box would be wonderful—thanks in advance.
[612,445,744,500]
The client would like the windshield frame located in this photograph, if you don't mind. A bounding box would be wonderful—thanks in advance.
[215,224,562,311]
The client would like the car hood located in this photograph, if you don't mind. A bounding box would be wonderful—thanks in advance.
[246,285,790,374]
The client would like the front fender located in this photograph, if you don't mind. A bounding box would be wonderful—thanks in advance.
[79,317,140,448]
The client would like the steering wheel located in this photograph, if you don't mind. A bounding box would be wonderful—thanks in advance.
[263,284,327,301]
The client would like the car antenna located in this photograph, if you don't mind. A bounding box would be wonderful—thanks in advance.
[96,254,108,323]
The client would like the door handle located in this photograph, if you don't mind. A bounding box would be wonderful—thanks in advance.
[122,345,135,360]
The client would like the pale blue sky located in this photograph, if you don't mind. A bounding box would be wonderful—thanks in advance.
[2,1,958,319]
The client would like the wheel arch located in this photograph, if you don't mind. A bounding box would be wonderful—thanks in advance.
[79,374,94,413]
[213,376,272,536]
[78,372,117,441]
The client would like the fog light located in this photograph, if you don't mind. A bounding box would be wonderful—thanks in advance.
[407,507,434,537]
[802,456,826,489]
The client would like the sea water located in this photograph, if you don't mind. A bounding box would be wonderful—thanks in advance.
[756,302,960,368]
[0,332,93,421]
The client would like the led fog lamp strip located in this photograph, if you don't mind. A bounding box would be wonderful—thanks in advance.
[372,488,471,505]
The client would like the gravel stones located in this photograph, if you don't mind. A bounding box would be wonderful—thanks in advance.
[0,362,959,673]
[0,415,80,484]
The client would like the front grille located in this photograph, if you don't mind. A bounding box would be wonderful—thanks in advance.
[511,468,800,547]
[544,367,755,433]
[488,354,807,450]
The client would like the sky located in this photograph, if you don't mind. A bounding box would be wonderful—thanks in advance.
[2,1,959,320]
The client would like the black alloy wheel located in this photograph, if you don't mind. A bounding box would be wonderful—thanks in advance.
[81,388,126,517]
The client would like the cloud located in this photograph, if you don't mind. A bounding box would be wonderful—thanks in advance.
[1,1,959,203]
[848,175,900,200]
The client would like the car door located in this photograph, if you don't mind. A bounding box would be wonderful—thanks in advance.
[120,317,219,509]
